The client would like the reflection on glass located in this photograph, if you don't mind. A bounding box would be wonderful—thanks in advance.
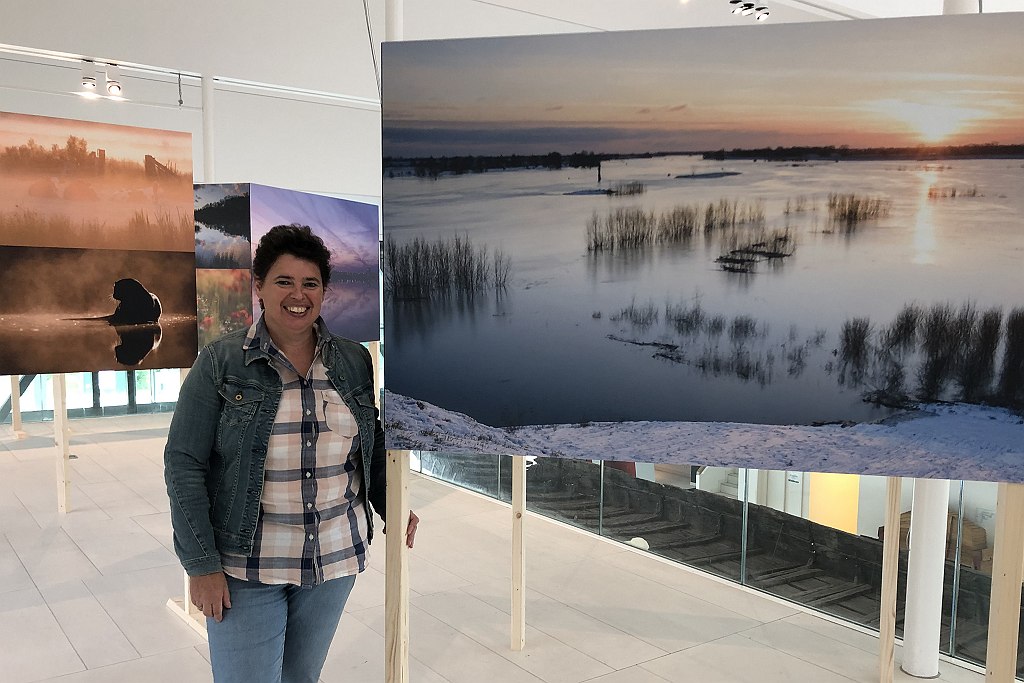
[414,453,1006,673]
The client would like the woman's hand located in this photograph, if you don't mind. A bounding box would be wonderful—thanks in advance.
[385,510,420,549]
[190,571,232,622]
[406,510,419,548]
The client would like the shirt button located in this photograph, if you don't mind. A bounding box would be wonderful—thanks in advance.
[307,502,313,509]
[308,534,314,541]
[305,471,312,478]
[306,409,311,415]
[306,440,311,447]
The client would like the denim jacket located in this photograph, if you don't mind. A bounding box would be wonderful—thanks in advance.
[163,326,386,576]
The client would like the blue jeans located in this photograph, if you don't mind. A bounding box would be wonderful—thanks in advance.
[207,574,357,683]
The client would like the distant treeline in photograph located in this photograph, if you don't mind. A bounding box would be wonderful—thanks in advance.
[385,150,613,177]
[704,142,1024,162]
[0,134,186,177]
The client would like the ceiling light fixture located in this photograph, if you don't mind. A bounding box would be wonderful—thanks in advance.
[728,0,769,21]
[105,64,122,96]
[81,61,97,90]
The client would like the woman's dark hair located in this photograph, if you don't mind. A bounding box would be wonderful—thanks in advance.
[252,224,332,286]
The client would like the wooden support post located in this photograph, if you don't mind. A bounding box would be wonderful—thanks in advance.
[386,450,410,683]
[369,341,382,394]
[52,374,71,513]
[878,476,901,683]
[10,375,26,438]
[165,575,208,639]
[511,455,527,651]
[984,483,1024,683]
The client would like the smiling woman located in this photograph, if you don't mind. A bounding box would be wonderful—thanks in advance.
[164,223,418,683]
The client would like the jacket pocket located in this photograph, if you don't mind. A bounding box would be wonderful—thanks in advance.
[215,381,264,454]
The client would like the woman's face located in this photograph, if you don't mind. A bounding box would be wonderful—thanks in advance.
[255,254,324,341]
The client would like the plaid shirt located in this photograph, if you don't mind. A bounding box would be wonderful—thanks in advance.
[221,317,368,586]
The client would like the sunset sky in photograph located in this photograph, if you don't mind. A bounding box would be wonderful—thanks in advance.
[383,13,1024,157]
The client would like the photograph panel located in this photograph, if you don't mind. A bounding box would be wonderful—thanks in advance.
[194,183,252,269]
[0,246,198,374]
[0,111,193,252]
[381,13,1024,480]
[250,183,380,343]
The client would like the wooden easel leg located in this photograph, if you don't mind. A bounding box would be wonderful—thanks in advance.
[10,375,26,439]
[386,449,410,683]
[879,476,901,683]
[511,455,526,651]
[52,373,71,514]
[984,482,1024,683]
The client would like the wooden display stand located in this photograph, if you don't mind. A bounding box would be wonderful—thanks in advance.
[9,375,27,439]
[878,477,901,683]
[52,374,71,513]
[984,483,1024,683]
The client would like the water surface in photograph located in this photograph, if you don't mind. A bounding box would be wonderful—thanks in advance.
[384,156,1023,427]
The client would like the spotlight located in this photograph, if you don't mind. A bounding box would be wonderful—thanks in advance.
[755,6,769,19]
[741,3,756,15]
[81,61,97,90]
[105,64,122,97]
[729,0,744,12]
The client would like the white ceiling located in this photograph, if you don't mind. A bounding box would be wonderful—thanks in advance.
[399,0,1023,40]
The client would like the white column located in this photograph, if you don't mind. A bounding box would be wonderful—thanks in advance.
[201,75,215,182]
[943,0,980,13]
[901,478,950,678]
[386,0,404,42]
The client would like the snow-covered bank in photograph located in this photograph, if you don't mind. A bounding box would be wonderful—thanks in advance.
[384,390,1024,483]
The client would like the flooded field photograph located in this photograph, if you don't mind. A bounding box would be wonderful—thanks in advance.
[381,14,1024,476]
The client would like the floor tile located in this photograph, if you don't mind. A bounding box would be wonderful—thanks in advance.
[414,588,614,683]
[40,579,140,668]
[640,632,855,683]
[75,481,160,519]
[528,559,762,653]
[31,646,212,683]
[322,607,448,683]
[61,516,178,576]
[601,549,799,623]
[0,587,85,683]
[84,564,205,657]
[461,578,668,670]
[351,605,544,683]
[743,618,878,681]
[0,533,36,596]
[583,669,673,683]
[6,526,103,588]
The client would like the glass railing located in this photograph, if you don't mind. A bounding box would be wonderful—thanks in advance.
[414,452,1013,676]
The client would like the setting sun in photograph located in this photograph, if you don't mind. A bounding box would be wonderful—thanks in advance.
[868,99,987,144]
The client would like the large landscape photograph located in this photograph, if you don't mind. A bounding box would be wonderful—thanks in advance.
[0,112,196,374]
[381,14,1024,481]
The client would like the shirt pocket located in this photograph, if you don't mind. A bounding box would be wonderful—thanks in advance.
[322,393,359,438]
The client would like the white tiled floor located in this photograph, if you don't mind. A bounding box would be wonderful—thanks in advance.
[0,415,987,683]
